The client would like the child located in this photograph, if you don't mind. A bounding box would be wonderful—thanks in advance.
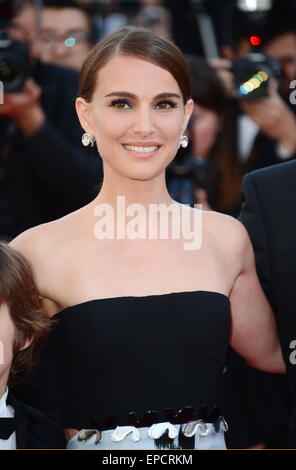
[0,241,65,449]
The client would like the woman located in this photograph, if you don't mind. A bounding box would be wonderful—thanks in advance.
[10,27,285,450]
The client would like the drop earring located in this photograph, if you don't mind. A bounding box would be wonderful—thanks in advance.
[82,132,96,147]
[180,135,188,148]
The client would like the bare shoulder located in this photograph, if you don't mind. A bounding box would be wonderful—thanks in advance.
[9,222,62,315]
[9,218,64,264]
[201,209,252,265]
[10,222,55,264]
[9,205,86,259]
[9,213,81,311]
[205,209,248,238]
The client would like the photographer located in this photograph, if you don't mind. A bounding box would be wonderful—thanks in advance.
[0,0,102,239]
[219,0,296,172]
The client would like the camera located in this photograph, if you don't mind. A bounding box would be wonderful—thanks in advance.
[166,155,220,206]
[232,51,281,100]
[230,0,283,100]
[0,0,30,92]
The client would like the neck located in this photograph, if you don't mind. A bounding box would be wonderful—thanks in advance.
[93,168,175,209]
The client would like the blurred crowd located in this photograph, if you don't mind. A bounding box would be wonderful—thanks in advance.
[0,0,296,449]
[1,0,295,241]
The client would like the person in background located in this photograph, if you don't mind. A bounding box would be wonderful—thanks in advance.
[39,0,95,71]
[188,57,242,215]
[220,0,296,172]
[211,2,296,448]
[239,159,296,448]
[131,4,172,41]
[167,57,241,216]
[241,25,296,170]
[0,241,65,449]
[98,0,128,38]
[0,0,102,239]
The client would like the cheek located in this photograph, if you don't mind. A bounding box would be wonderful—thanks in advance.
[92,111,184,154]
[166,122,182,139]
[156,114,184,142]
[0,323,15,373]
[93,111,128,142]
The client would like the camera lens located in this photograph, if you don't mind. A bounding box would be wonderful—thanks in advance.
[0,35,30,92]
[0,58,19,81]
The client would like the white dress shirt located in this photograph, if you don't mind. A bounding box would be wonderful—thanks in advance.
[0,387,17,450]
[238,114,294,162]
[238,114,260,162]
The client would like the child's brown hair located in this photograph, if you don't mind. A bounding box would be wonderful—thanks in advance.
[0,241,51,386]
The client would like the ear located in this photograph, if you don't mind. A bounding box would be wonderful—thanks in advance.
[182,98,194,134]
[75,97,95,135]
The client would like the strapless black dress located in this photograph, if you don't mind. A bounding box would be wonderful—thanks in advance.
[49,290,231,449]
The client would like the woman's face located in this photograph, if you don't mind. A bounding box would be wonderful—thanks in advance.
[76,54,193,181]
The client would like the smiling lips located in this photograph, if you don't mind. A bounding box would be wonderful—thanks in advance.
[122,142,161,156]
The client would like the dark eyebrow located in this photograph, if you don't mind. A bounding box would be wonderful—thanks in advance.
[104,91,182,100]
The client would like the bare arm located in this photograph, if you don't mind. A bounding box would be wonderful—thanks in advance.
[228,221,285,373]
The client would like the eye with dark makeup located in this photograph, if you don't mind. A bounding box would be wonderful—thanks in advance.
[109,98,131,109]
[109,98,179,110]
[156,100,178,110]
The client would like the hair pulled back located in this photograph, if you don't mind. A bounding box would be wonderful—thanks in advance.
[79,26,192,104]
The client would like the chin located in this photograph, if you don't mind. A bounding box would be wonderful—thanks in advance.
[125,165,166,181]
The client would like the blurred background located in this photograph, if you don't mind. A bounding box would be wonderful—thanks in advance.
[1,0,296,232]
[0,0,296,450]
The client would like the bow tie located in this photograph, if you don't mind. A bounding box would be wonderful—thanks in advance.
[0,417,16,440]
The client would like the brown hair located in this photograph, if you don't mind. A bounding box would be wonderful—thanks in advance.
[79,26,192,104]
[0,241,51,387]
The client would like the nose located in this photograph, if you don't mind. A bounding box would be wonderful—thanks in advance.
[132,105,154,137]
[52,41,69,58]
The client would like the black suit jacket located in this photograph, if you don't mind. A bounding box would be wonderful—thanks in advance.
[240,159,296,444]
[6,392,65,449]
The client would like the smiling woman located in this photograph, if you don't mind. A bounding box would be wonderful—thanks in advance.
[75,27,193,184]
[76,53,192,182]
[9,26,285,451]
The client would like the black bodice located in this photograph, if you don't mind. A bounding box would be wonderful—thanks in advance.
[50,290,231,430]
